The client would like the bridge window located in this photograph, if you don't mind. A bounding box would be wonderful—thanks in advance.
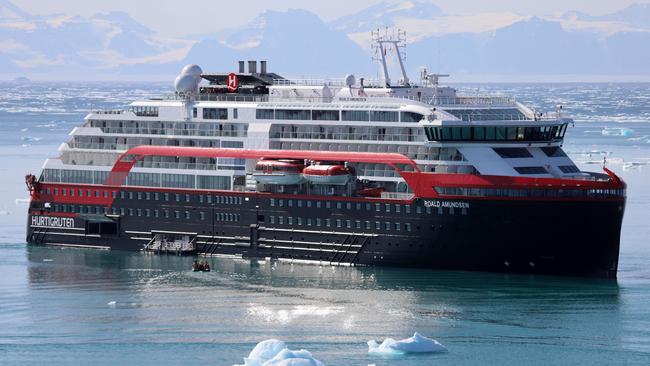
[342,110,369,121]
[541,147,568,157]
[276,109,310,120]
[256,109,274,119]
[203,108,228,120]
[312,110,339,121]
[559,165,580,173]
[371,111,398,122]
[493,148,532,158]
[514,166,548,175]
[400,112,423,123]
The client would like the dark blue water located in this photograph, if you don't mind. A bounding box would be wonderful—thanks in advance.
[1,82,649,365]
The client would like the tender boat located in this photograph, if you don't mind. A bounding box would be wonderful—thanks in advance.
[253,159,305,185]
[303,163,354,185]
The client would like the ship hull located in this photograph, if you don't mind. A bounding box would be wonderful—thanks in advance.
[26,190,625,278]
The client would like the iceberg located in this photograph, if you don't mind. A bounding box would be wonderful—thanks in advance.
[368,332,448,355]
[601,127,634,137]
[235,339,324,366]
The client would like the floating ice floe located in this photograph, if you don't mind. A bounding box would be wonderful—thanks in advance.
[107,301,117,307]
[235,339,324,366]
[368,332,448,355]
[601,127,634,137]
[21,136,42,142]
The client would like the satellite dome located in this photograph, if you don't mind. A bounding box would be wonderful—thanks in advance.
[174,73,199,93]
[345,74,356,87]
[181,64,203,77]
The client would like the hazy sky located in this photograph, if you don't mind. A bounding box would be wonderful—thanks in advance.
[13,0,650,36]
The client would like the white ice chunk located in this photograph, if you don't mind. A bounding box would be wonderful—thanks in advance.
[263,349,324,366]
[602,127,634,137]
[368,332,448,355]
[235,340,324,366]
[107,301,116,307]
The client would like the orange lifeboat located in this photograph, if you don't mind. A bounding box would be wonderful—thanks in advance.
[303,164,354,185]
[253,159,305,185]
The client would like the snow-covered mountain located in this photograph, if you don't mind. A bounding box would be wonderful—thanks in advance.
[1,0,649,81]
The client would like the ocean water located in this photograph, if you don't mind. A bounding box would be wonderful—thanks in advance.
[1,82,649,365]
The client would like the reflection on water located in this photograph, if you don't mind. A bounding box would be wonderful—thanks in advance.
[0,244,634,365]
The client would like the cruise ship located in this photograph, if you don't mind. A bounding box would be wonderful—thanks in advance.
[25,32,626,278]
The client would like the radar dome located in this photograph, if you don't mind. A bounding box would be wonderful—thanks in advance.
[345,74,356,87]
[174,73,199,93]
[181,64,203,77]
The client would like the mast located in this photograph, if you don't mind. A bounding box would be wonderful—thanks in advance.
[372,28,409,87]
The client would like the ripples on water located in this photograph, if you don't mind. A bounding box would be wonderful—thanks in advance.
[1,82,650,365]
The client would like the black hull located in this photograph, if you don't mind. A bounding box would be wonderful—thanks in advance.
[26,193,625,278]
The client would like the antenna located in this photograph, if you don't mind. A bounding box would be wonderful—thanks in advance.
[371,28,409,87]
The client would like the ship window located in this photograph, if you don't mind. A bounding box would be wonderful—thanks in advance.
[175,194,180,202]
[416,206,422,214]
[312,110,339,121]
[385,204,391,212]
[325,218,331,227]
[233,108,238,119]
[288,200,293,207]
[336,219,342,228]
[95,190,100,197]
[154,210,159,218]
[559,165,580,173]
[366,203,372,211]
[276,109,310,120]
[207,195,212,203]
[256,109,274,119]
[365,221,371,230]
[270,198,275,207]
[495,127,506,140]
[336,202,342,209]
[186,194,190,202]
[514,166,548,174]
[449,207,455,215]
[185,211,190,220]
[137,192,142,200]
[371,111,398,122]
[405,223,412,232]
[120,208,125,216]
[164,193,169,201]
[385,222,390,231]
[400,112,423,123]
[145,209,150,217]
[438,207,443,215]
[307,218,312,226]
[326,202,331,209]
[355,220,361,229]
[199,195,204,203]
[541,147,568,157]
[405,205,410,214]
[307,201,312,208]
[375,221,381,230]
[297,200,302,207]
[136,209,142,217]
[203,108,228,120]
[279,199,284,207]
[316,201,321,208]
[288,217,293,225]
[395,223,401,231]
[278,216,284,224]
[270,216,275,224]
[426,207,432,214]
[193,108,197,118]
[375,203,381,212]
[342,110,369,121]
[128,208,134,216]
[128,192,133,200]
[316,218,321,226]
[346,220,351,229]
[493,148,532,158]
[174,211,180,219]
[346,202,352,210]
[356,203,362,210]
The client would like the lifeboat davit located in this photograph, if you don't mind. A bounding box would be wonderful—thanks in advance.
[303,164,354,185]
[253,159,305,185]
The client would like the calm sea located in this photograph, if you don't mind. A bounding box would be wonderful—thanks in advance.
[0,82,649,365]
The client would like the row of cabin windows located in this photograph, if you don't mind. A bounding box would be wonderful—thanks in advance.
[270,198,414,214]
[44,187,114,198]
[268,215,413,232]
[434,186,626,198]
[51,204,241,222]
[424,124,568,142]
[118,190,244,205]
[256,109,423,123]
